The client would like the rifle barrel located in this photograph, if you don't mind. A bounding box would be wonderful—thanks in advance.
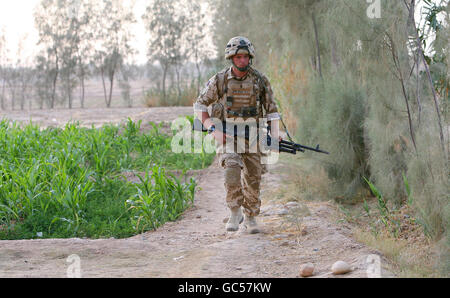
[279,142,305,153]
[280,139,329,154]
[279,146,296,154]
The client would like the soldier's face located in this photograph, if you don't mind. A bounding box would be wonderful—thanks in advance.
[232,54,250,69]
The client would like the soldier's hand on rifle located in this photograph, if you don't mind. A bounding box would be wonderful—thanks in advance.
[211,129,228,145]
[268,120,281,152]
[269,136,282,153]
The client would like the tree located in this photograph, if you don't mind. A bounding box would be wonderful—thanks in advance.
[184,1,215,94]
[412,0,448,154]
[118,63,134,108]
[91,0,136,108]
[59,5,80,109]
[143,0,187,102]
[34,0,65,109]
[58,0,96,109]
[74,0,95,109]
[16,34,35,110]
[4,67,20,110]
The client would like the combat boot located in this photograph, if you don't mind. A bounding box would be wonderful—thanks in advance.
[226,207,244,231]
[244,214,260,234]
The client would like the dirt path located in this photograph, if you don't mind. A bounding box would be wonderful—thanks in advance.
[0,157,393,278]
[0,107,393,278]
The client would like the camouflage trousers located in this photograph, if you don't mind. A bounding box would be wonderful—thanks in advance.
[219,152,262,217]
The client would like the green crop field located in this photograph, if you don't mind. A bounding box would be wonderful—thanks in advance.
[0,118,215,240]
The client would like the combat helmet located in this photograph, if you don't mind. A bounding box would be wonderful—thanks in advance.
[225,36,255,60]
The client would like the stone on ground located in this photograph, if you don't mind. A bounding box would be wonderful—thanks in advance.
[331,261,352,275]
[299,263,315,277]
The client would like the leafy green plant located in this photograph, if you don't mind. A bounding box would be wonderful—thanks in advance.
[126,166,197,233]
[363,176,406,237]
[364,177,389,221]
[0,119,211,239]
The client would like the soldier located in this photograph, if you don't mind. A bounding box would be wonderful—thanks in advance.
[194,36,280,233]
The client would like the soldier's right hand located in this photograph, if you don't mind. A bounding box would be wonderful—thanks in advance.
[212,130,227,145]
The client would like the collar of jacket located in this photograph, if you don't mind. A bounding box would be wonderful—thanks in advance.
[227,66,254,81]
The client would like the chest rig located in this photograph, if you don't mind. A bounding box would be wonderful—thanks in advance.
[220,68,263,120]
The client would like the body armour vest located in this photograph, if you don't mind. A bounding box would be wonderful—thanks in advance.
[221,69,262,120]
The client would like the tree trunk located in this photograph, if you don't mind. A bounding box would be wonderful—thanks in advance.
[106,55,119,108]
[19,71,25,110]
[1,78,5,110]
[67,79,72,109]
[195,62,201,95]
[101,67,108,107]
[194,49,202,94]
[20,83,25,111]
[51,50,59,109]
[28,86,32,110]
[386,32,417,152]
[409,0,445,155]
[11,87,15,111]
[20,94,25,110]
[108,71,115,108]
[162,62,168,103]
[415,47,422,125]
[39,90,44,109]
[7,78,16,111]
[175,62,181,100]
[80,68,85,109]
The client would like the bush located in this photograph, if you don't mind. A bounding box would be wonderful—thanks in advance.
[143,79,199,107]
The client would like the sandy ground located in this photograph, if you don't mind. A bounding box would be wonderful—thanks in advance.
[0,107,394,278]
[1,79,152,110]
[0,106,193,128]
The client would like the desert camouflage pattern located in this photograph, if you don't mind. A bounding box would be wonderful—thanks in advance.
[193,58,280,218]
[226,74,257,117]
[194,66,280,122]
[219,152,262,217]
[225,36,256,60]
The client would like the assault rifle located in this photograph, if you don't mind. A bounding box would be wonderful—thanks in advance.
[192,118,329,155]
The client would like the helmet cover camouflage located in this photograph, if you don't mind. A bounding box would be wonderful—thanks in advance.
[225,36,255,60]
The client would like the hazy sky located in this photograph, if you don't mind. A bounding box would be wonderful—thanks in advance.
[0,0,40,64]
[0,0,151,65]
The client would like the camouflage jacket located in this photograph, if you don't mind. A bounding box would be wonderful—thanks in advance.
[193,66,280,122]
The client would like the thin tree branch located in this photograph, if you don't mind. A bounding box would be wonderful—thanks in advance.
[386,32,418,152]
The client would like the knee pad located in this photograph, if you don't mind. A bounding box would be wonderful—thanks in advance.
[220,153,243,168]
[224,166,241,186]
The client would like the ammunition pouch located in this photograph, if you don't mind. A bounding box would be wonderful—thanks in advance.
[226,106,258,118]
